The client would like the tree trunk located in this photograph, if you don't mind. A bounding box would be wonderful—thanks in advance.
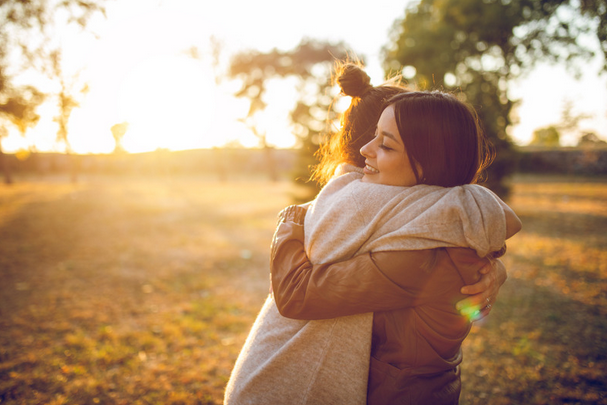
[0,144,13,185]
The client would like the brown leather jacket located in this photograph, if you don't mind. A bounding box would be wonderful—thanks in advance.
[270,207,489,404]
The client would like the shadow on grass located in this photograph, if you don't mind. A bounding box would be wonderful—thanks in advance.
[517,211,607,247]
[0,179,289,404]
[460,176,607,404]
[460,276,607,405]
[0,190,89,315]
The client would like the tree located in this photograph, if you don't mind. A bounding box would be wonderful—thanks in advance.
[185,38,234,182]
[48,49,90,181]
[111,122,129,154]
[578,132,607,148]
[0,0,107,182]
[49,49,89,182]
[0,87,44,183]
[0,0,106,90]
[556,98,592,143]
[229,39,350,197]
[528,99,592,147]
[531,126,561,147]
[384,0,606,196]
[49,50,84,153]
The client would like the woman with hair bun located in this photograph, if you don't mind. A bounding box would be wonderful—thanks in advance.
[311,63,406,186]
[224,62,518,405]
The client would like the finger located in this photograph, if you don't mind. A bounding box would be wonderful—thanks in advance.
[460,276,490,295]
[478,261,493,274]
[459,302,489,321]
[466,297,494,322]
[456,292,492,313]
[480,301,493,316]
[458,304,481,319]
[473,307,491,322]
[457,295,484,313]
[456,292,484,311]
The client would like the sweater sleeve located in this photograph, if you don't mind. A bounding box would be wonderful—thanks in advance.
[270,219,443,320]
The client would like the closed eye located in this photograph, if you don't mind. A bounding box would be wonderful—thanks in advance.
[373,129,393,151]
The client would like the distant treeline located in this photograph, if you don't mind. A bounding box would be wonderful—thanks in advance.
[3,147,607,180]
[2,148,300,180]
[517,147,607,176]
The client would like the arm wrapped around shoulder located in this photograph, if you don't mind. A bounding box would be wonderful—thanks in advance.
[270,218,441,319]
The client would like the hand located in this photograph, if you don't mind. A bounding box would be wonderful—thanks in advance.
[455,259,507,321]
[277,205,307,226]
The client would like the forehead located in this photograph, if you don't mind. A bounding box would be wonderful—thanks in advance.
[377,105,401,143]
[378,104,396,124]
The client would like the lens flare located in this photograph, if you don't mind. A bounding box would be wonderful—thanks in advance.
[459,303,482,322]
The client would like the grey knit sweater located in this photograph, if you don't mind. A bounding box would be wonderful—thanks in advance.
[224,166,507,405]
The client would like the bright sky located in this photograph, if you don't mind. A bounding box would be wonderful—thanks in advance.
[2,0,606,154]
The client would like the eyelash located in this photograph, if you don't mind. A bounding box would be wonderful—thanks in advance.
[373,131,393,151]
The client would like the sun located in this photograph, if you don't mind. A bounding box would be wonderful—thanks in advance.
[116,55,218,153]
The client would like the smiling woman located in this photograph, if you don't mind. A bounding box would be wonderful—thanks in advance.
[116,55,218,153]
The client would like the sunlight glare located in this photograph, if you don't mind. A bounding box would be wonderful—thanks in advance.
[117,55,217,153]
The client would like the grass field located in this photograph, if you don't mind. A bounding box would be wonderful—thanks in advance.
[1,173,606,404]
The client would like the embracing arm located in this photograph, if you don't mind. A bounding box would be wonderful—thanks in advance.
[457,199,515,319]
[454,194,517,320]
[270,206,470,320]
[271,223,435,319]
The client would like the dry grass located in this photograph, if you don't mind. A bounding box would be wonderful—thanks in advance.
[460,174,607,405]
[0,175,292,404]
[0,173,606,404]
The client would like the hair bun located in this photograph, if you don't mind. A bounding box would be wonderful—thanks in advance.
[337,64,372,98]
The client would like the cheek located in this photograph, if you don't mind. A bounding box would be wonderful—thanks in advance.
[383,157,404,177]
[394,157,416,184]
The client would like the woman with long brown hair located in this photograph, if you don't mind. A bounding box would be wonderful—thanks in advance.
[225,63,518,405]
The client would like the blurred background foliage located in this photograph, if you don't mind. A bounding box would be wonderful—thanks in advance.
[383,0,606,196]
[0,0,108,184]
[228,39,351,198]
[1,0,606,195]
[228,0,606,198]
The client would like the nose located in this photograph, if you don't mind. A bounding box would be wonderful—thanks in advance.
[360,139,374,158]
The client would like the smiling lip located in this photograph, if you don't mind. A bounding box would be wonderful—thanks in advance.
[364,163,379,174]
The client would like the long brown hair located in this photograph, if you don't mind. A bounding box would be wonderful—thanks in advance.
[388,91,494,187]
[310,62,410,185]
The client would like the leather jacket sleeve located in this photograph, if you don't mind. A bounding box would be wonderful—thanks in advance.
[270,206,449,320]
